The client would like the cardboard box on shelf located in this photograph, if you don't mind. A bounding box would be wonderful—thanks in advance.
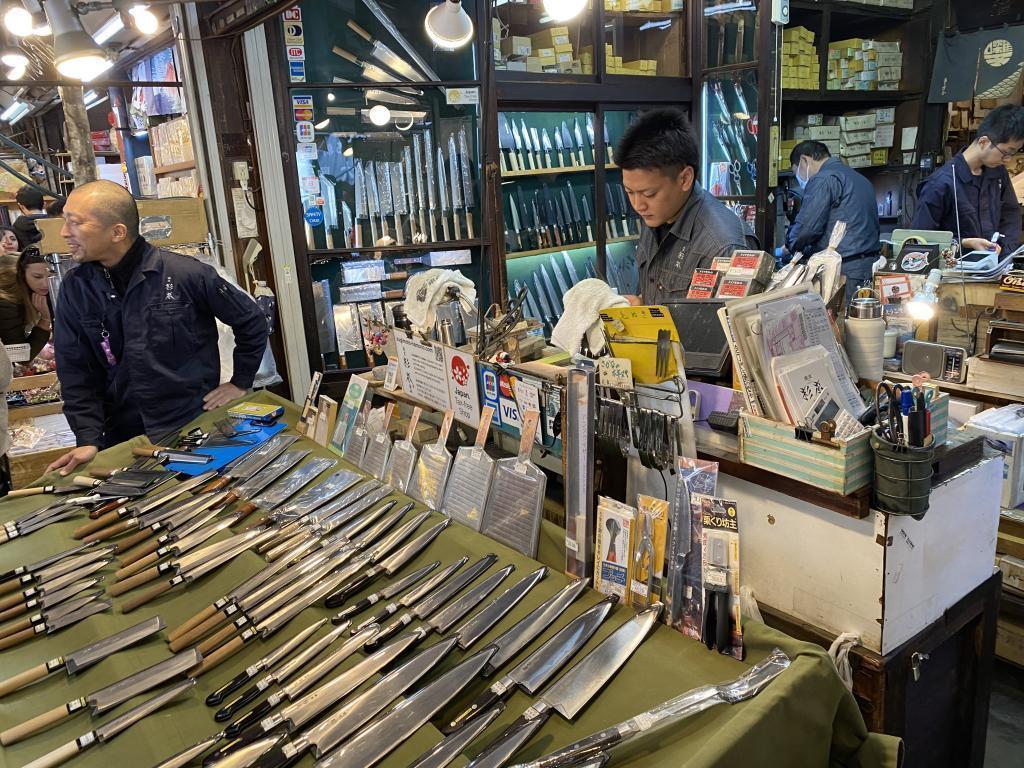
[839,112,877,131]
[846,154,871,168]
[500,36,531,57]
[875,107,896,124]
[874,124,896,148]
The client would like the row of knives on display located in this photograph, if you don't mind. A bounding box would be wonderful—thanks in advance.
[511,251,639,334]
[503,180,639,255]
[0,428,790,768]
[331,125,475,250]
[498,114,615,174]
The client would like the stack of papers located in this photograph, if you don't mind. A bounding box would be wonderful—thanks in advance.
[940,245,1021,282]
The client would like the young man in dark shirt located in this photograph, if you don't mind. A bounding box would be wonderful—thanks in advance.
[911,104,1024,255]
[12,185,45,250]
[615,108,750,305]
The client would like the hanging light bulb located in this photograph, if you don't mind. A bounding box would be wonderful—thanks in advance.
[46,0,112,81]
[368,103,390,126]
[129,5,158,35]
[6,62,24,78]
[3,2,32,37]
[424,0,473,50]
[542,0,587,21]
[907,269,942,322]
[0,40,27,68]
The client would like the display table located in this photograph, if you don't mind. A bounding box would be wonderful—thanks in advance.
[0,392,900,768]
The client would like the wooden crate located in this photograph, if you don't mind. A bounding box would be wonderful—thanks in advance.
[8,446,65,489]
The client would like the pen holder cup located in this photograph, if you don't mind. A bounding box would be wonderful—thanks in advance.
[870,427,935,520]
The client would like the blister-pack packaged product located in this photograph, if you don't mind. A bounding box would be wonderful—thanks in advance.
[442,407,496,531]
[384,406,421,494]
[480,410,545,557]
[360,402,395,480]
[410,410,454,510]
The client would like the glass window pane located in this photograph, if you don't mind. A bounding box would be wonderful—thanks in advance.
[603,2,687,78]
[292,88,480,252]
[492,2,594,77]
[702,69,759,200]
[288,0,479,84]
[703,0,758,68]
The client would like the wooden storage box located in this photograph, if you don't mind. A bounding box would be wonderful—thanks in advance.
[8,447,65,489]
[739,411,873,494]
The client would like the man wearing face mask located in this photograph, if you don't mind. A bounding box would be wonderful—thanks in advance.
[617,108,753,305]
[785,141,880,297]
[911,104,1024,255]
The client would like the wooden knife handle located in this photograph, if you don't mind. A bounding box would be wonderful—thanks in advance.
[21,738,82,768]
[111,528,153,554]
[108,566,161,596]
[0,590,26,612]
[0,662,49,698]
[332,45,358,63]
[0,617,32,641]
[89,468,116,479]
[114,552,159,580]
[0,702,75,745]
[197,623,239,657]
[5,487,44,498]
[235,502,259,523]
[191,635,246,677]
[72,476,101,488]
[121,580,173,614]
[346,19,372,40]
[74,512,119,538]
[0,600,28,624]
[168,603,217,644]
[219,491,240,508]
[0,626,36,651]
[88,498,125,520]
[200,476,232,494]
[82,518,135,543]
[132,447,160,458]
[118,537,162,568]
[0,578,22,596]
[169,609,228,653]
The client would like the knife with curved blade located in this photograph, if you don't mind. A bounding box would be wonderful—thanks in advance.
[455,566,547,650]
[409,704,505,768]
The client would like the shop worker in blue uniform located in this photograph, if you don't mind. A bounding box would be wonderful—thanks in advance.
[911,104,1024,255]
[46,180,268,476]
[785,140,880,300]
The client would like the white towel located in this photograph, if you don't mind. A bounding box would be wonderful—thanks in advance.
[404,268,477,334]
[551,278,630,356]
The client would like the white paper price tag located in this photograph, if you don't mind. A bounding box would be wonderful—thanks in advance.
[4,343,30,363]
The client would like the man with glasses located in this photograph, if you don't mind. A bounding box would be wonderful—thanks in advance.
[911,104,1024,254]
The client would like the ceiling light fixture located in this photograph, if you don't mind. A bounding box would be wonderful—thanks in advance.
[424,0,473,50]
[47,0,112,81]
[128,5,157,35]
[542,0,586,22]
[368,103,390,126]
[92,13,123,44]
[9,101,30,124]
[0,41,27,68]
[6,62,24,78]
[2,2,32,37]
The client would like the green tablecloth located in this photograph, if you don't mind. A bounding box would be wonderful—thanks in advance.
[0,392,902,768]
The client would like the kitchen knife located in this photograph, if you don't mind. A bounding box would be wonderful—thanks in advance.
[448,134,463,239]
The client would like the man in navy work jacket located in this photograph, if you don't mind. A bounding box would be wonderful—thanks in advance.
[785,140,880,300]
[911,104,1024,255]
[46,180,268,476]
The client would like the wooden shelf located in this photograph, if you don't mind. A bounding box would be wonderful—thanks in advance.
[503,163,616,178]
[507,234,638,260]
[153,159,196,175]
[790,0,918,19]
[307,237,482,259]
[8,401,63,420]
[606,9,685,27]
[8,372,57,392]
[783,89,921,103]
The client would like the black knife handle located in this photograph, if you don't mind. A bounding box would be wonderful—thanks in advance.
[206,668,255,707]
[530,728,623,768]
[201,723,275,767]
[225,699,274,738]
[364,612,409,652]
[254,743,301,768]
[444,687,503,735]
[333,597,370,624]
[324,572,370,608]
[215,682,264,722]
[468,712,550,768]
[716,589,731,653]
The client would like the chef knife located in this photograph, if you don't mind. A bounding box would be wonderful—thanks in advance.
[519,118,536,170]
[0,565,108,625]
[497,114,513,173]
[459,125,475,238]
[436,146,451,241]
[402,145,420,242]
[0,540,96,585]
[346,20,424,81]
[330,559,439,625]
[375,161,393,240]
[409,704,504,768]
[540,128,554,169]
[540,263,563,314]
[573,118,589,165]
[530,126,544,169]
[581,191,595,241]
[616,182,632,235]
[0,544,114,597]
[0,594,111,651]
[354,159,367,247]
[424,129,438,241]
[366,160,382,243]
[453,566,547,650]
[350,556,467,632]
[466,604,663,768]
[603,118,615,164]
[515,187,534,250]
[549,255,571,298]
[560,121,576,166]
[448,594,617,734]
[389,161,406,246]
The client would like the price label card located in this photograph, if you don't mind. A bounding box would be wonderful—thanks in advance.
[4,343,30,363]
[446,87,480,105]
[384,357,400,392]
[598,357,633,390]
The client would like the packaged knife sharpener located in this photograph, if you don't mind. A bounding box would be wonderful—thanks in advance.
[698,496,743,660]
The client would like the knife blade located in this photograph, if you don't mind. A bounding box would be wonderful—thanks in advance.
[532,273,554,323]
[413,134,428,239]
[424,129,438,241]
[346,19,424,81]
[458,125,475,238]
[455,566,547,650]
[530,126,545,169]
[436,146,451,241]
[603,119,614,164]
[410,704,504,768]
[448,134,463,240]
[560,121,576,166]
[540,128,554,169]
[0,541,96,585]
[581,191,595,241]
[390,161,406,246]
[0,573,106,628]
[352,556,467,633]
[427,563,514,635]
[519,118,535,170]
[270,469,361,523]
[316,646,497,768]
[331,559,439,625]
[402,145,420,242]
[354,160,367,247]
[585,114,596,158]
[540,263,563,314]
[466,604,662,768]
[616,183,631,235]
[573,118,588,165]
[563,248,582,285]
[515,186,534,250]
[549,255,571,298]
[559,191,577,243]
[497,114,514,173]
[0,545,114,597]
[448,594,616,733]
[0,616,164,699]
[375,161,393,241]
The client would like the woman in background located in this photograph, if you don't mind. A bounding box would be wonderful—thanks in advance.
[0,227,18,255]
[0,248,51,360]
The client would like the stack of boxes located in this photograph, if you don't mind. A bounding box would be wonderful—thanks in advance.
[827,38,903,91]
[781,107,898,170]
[780,26,819,90]
[593,42,658,76]
[603,0,685,12]
[155,170,200,199]
[151,117,195,170]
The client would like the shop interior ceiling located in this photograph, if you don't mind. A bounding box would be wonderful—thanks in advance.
[0,0,172,124]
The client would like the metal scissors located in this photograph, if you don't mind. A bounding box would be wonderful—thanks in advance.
[875,382,906,445]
